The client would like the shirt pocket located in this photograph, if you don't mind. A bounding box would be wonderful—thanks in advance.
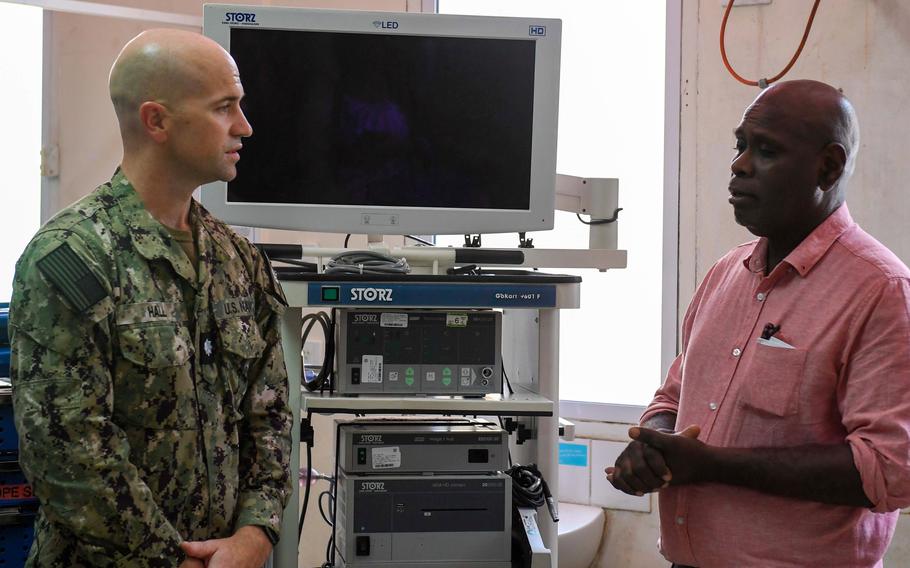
[739,342,808,417]
[115,322,195,429]
[217,315,266,404]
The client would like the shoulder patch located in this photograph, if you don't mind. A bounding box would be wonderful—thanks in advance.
[36,243,107,312]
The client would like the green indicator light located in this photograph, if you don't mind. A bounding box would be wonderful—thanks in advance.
[405,376,415,386]
[442,367,452,376]
[321,286,340,302]
[442,376,452,386]
[405,367,415,376]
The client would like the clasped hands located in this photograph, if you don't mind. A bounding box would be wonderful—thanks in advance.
[606,424,705,496]
[178,525,272,568]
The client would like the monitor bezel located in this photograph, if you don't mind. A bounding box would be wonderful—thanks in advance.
[201,5,561,235]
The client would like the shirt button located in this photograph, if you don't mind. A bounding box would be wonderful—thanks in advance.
[709,402,718,411]
[676,516,685,525]
[732,347,742,357]
[756,292,765,301]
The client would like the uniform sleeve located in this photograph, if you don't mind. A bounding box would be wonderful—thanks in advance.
[840,277,910,513]
[234,250,293,540]
[10,231,186,567]
[640,262,720,425]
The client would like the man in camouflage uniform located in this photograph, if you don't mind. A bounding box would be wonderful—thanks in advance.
[9,29,292,567]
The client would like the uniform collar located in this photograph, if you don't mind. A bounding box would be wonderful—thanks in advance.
[743,204,855,277]
[108,168,198,284]
[193,200,237,263]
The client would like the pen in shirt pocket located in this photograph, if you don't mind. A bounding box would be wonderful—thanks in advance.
[758,322,795,349]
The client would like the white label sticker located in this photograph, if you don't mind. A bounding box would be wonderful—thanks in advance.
[362,355,383,383]
[446,313,469,327]
[380,313,409,328]
[372,446,401,469]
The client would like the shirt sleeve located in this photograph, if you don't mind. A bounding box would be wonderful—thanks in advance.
[840,276,910,513]
[234,249,293,540]
[10,231,185,567]
[640,262,721,426]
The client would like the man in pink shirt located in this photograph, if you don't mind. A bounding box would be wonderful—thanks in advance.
[607,79,910,567]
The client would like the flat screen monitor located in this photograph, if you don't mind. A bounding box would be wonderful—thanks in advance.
[202,5,561,235]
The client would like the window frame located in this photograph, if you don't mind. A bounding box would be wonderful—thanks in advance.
[554,0,681,423]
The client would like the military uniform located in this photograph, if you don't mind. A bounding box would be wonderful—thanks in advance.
[9,170,293,567]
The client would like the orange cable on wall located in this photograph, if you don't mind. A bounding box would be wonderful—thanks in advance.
[720,0,822,88]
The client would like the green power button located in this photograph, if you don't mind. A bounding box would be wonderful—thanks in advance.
[321,286,340,302]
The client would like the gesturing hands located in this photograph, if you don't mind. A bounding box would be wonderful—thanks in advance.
[606,424,703,496]
[180,525,273,568]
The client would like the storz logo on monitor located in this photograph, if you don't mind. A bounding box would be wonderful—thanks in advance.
[372,19,400,30]
[223,12,257,25]
[529,25,546,36]
[350,287,394,302]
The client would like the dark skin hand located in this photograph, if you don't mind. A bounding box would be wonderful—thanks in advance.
[605,412,680,496]
[608,420,872,508]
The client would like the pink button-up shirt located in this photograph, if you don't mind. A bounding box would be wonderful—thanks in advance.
[642,205,910,567]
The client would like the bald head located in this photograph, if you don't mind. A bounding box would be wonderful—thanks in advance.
[746,79,861,183]
[109,29,238,137]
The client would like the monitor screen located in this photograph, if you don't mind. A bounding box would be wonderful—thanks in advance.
[202,6,561,235]
[231,28,535,210]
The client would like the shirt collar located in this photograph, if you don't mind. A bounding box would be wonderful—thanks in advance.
[743,204,855,277]
[108,169,198,283]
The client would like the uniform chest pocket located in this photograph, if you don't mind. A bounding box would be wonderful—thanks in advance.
[217,315,266,402]
[116,322,196,429]
[119,322,191,368]
[739,342,808,417]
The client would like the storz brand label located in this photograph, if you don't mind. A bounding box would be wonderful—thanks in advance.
[350,287,393,302]
[359,434,383,444]
[372,19,400,30]
[529,25,546,36]
[352,313,379,324]
[360,481,386,492]
[223,12,257,24]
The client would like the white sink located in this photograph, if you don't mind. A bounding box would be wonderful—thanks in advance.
[558,502,605,568]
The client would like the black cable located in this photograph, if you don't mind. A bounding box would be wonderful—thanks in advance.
[576,207,623,225]
[504,463,559,522]
[405,234,435,246]
[302,311,335,392]
[318,490,335,526]
[502,365,514,395]
[343,234,351,248]
[325,309,337,395]
[269,257,318,271]
[298,441,313,542]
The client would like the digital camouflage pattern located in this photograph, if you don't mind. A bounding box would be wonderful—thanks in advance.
[9,170,293,567]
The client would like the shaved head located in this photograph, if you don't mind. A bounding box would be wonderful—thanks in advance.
[109,29,238,139]
[745,79,860,182]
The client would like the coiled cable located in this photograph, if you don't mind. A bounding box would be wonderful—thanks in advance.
[325,251,410,275]
[505,463,559,522]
